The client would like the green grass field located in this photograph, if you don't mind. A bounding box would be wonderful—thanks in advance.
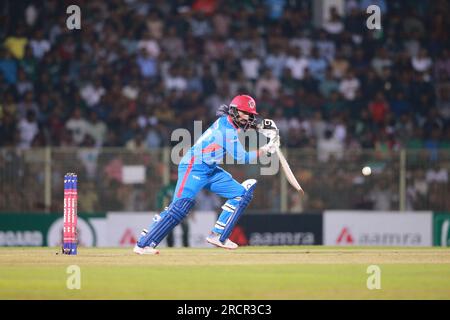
[1,246,450,300]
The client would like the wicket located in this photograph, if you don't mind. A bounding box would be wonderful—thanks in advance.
[63,173,78,255]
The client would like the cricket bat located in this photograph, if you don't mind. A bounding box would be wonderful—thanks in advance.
[276,148,305,196]
[258,119,304,196]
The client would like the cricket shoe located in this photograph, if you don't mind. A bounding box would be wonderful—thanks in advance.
[133,244,160,255]
[206,232,238,250]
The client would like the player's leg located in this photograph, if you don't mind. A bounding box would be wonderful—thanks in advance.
[138,207,184,248]
[205,167,257,249]
[134,161,207,254]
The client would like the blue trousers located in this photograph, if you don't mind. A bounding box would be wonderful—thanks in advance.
[143,160,246,239]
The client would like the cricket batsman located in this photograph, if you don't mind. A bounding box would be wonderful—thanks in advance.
[134,94,280,254]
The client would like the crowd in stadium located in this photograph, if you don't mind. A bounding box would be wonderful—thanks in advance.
[0,0,449,212]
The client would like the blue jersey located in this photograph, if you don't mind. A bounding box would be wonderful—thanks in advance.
[181,115,258,166]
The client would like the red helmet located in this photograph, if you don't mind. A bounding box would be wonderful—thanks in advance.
[229,95,258,115]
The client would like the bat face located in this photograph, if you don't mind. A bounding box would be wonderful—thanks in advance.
[257,119,303,195]
[276,149,304,196]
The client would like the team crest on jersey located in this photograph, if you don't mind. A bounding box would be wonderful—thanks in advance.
[248,100,255,109]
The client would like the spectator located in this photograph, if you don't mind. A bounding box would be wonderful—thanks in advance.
[426,165,448,184]
[46,105,65,146]
[332,115,347,144]
[406,169,428,210]
[125,132,148,152]
[190,11,212,38]
[330,50,349,79]
[122,79,140,101]
[402,8,426,37]
[186,67,203,93]
[434,49,450,80]
[15,69,33,97]
[201,64,217,96]
[319,67,339,98]
[255,69,280,98]
[339,70,360,101]
[285,46,309,80]
[78,181,99,213]
[80,78,106,108]
[145,125,162,149]
[137,31,160,58]
[368,92,389,125]
[352,48,369,76]
[212,8,231,36]
[310,111,327,140]
[29,30,51,60]
[437,85,450,121]
[315,30,335,62]
[308,47,328,81]
[17,110,39,149]
[164,65,187,92]
[86,111,107,147]
[17,91,39,119]
[323,7,344,35]
[290,30,313,57]
[19,45,38,81]
[369,180,393,211]
[300,68,319,93]
[422,108,444,138]
[0,49,17,84]
[317,128,343,162]
[66,108,90,146]
[345,7,364,36]
[204,34,226,60]
[265,45,286,78]
[240,49,261,81]
[162,26,185,59]
[4,26,28,60]
[136,48,158,79]
[424,126,441,161]
[265,0,287,20]
[322,90,344,117]
[371,48,392,76]
[390,92,411,117]
[0,112,17,146]
[146,10,164,40]
[412,48,433,74]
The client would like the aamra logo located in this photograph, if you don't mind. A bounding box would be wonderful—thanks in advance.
[337,227,354,244]
[230,226,248,246]
[120,228,137,246]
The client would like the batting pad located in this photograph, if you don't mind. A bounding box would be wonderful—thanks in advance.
[137,198,195,248]
[219,180,257,242]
